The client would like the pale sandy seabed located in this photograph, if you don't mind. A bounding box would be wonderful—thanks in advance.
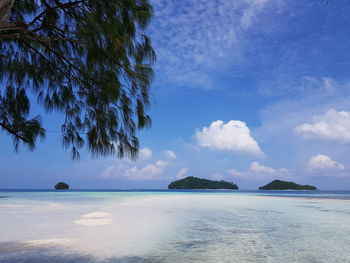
[0,192,350,263]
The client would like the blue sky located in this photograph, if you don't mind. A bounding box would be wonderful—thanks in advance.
[2,0,350,189]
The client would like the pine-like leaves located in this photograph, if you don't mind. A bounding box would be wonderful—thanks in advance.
[0,0,155,160]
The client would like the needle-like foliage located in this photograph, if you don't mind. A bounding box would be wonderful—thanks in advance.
[0,0,155,160]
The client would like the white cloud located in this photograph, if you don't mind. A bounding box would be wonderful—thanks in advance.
[176,168,188,179]
[240,0,271,29]
[164,150,176,159]
[194,120,264,156]
[254,79,350,180]
[295,109,350,143]
[156,159,169,168]
[150,0,282,90]
[100,159,169,181]
[227,162,289,179]
[100,165,123,179]
[308,154,345,172]
[323,77,336,92]
[124,160,168,180]
[139,148,153,160]
[249,162,289,175]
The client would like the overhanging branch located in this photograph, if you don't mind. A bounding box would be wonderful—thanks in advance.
[0,121,32,143]
[28,0,85,26]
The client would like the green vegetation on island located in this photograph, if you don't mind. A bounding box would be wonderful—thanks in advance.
[168,176,238,190]
[55,182,69,190]
[259,180,317,190]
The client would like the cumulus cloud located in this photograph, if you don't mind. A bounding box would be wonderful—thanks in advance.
[155,159,168,168]
[249,162,289,175]
[176,168,188,179]
[124,160,169,180]
[100,165,123,179]
[100,159,169,181]
[164,150,176,159]
[308,154,345,172]
[295,109,350,143]
[227,162,289,179]
[194,120,264,156]
[139,148,153,160]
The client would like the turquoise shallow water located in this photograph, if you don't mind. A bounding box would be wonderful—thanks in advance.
[0,190,350,262]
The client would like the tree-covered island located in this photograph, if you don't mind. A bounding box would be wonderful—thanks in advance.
[55,182,69,190]
[259,180,317,190]
[168,176,238,190]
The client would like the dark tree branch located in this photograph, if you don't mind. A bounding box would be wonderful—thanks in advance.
[0,21,24,32]
[28,0,85,26]
[0,122,31,143]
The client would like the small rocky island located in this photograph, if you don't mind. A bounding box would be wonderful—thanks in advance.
[168,176,238,190]
[55,182,69,190]
[259,180,317,190]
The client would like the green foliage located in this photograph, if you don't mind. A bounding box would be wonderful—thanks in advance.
[55,181,69,190]
[0,0,155,160]
[259,180,317,190]
[168,176,239,190]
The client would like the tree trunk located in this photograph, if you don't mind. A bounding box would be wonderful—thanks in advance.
[0,0,15,23]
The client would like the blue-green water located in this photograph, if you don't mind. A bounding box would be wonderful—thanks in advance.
[0,190,350,262]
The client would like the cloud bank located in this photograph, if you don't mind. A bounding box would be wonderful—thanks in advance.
[308,154,345,172]
[249,162,289,175]
[227,162,290,179]
[295,109,350,143]
[100,159,169,181]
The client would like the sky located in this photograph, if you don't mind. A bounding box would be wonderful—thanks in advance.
[2,0,350,189]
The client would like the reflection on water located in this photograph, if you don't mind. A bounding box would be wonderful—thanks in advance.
[0,191,350,263]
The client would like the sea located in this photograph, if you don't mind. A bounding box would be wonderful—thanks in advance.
[0,190,349,263]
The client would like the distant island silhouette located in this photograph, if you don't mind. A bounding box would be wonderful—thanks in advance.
[55,182,69,190]
[168,176,238,189]
[259,180,317,190]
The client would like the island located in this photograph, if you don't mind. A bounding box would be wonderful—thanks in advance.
[168,176,238,190]
[259,180,317,190]
[55,182,69,190]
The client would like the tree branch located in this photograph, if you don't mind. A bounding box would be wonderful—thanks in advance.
[0,122,31,143]
[28,0,85,26]
[0,21,24,32]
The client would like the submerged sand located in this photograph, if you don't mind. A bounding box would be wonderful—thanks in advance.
[0,192,350,262]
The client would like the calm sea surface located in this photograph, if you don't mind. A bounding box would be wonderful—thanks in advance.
[0,190,350,262]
